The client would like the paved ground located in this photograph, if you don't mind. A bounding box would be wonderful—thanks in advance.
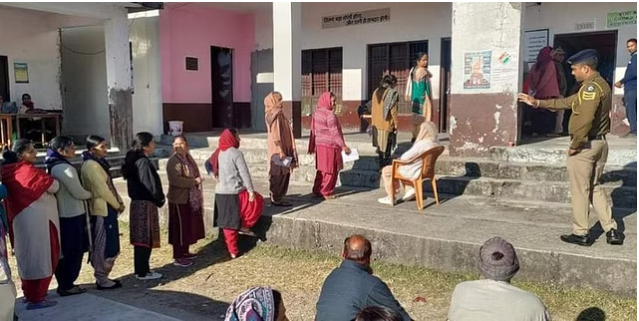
[15,293,184,321]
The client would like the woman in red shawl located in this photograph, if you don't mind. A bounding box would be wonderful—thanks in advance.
[309,92,351,200]
[528,46,561,136]
[210,129,263,259]
[2,139,60,310]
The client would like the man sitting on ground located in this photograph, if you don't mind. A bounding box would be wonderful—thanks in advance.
[315,234,412,321]
[447,237,550,321]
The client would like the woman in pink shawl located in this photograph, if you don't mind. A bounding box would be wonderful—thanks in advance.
[308,92,351,200]
[528,46,560,136]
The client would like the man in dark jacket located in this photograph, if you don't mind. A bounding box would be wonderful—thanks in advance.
[615,38,637,137]
[315,235,412,321]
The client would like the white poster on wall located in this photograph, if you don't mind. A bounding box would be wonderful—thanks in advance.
[524,29,549,62]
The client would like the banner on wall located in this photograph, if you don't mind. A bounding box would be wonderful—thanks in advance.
[463,51,492,90]
[524,29,549,63]
[607,10,637,28]
[14,63,29,84]
[322,8,390,29]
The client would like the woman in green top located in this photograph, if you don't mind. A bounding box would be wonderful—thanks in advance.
[406,52,433,143]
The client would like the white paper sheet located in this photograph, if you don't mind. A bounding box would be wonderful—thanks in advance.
[342,149,359,163]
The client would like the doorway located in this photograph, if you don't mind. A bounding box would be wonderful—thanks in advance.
[0,56,9,102]
[439,37,451,133]
[367,40,428,115]
[553,31,618,137]
[554,30,618,91]
[211,46,234,129]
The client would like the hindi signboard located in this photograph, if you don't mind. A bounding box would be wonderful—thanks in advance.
[322,8,390,29]
[524,29,549,63]
[607,10,637,28]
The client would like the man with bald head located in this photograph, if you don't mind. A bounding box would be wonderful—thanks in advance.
[315,235,412,321]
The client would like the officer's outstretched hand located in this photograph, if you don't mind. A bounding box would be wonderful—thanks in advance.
[517,93,537,108]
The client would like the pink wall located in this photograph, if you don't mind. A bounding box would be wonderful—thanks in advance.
[160,4,255,103]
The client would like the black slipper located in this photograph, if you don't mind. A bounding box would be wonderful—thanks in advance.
[271,201,292,207]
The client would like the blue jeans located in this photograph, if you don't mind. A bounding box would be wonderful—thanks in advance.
[625,89,637,134]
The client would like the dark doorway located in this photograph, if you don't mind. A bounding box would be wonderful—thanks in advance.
[553,31,618,138]
[554,30,618,92]
[439,37,451,133]
[367,40,428,115]
[211,46,234,129]
[0,56,9,102]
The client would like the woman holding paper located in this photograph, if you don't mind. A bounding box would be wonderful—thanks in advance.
[378,121,440,205]
[309,92,351,200]
[265,92,298,207]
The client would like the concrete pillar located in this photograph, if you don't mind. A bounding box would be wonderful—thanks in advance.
[449,2,524,156]
[273,2,302,138]
[104,16,133,150]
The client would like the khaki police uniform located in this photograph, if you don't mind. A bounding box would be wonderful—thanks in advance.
[538,72,617,236]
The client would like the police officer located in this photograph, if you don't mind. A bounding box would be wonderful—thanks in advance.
[518,49,623,246]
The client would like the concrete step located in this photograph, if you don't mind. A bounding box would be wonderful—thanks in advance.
[491,141,637,167]
[159,133,441,158]
[157,148,636,208]
[111,177,636,297]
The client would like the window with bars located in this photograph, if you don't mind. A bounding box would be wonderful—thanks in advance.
[302,47,343,115]
[367,41,428,114]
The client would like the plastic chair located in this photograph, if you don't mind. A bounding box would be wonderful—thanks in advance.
[390,145,445,210]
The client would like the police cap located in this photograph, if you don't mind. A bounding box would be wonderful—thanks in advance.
[567,49,599,65]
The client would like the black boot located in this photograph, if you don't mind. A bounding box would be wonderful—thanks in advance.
[606,229,624,245]
[560,234,592,246]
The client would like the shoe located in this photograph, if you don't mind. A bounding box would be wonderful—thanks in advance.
[173,258,193,267]
[606,229,624,245]
[57,286,87,297]
[377,196,395,205]
[96,281,122,290]
[183,253,198,259]
[239,227,257,237]
[136,271,163,280]
[402,189,416,202]
[26,299,57,310]
[560,234,592,246]
[323,195,337,200]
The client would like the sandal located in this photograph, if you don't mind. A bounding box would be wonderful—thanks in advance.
[271,200,292,207]
[57,286,87,297]
[239,227,257,237]
[26,299,57,310]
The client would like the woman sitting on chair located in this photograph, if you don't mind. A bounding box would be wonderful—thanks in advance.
[378,121,440,206]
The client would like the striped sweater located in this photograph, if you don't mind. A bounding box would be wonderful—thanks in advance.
[312,108,346,149]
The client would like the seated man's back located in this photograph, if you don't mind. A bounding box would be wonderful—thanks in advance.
[448,279,550,321]
[315,260,410,321]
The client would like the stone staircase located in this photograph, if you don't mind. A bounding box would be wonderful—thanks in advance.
[157,133,637,211]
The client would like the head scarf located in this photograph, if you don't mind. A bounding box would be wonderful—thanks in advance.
[264,92,283,127]
[414,121,439,143]
[317,92,333,111]
[45,148,72,174]
[225,287,277,321]
[534,46,554,71]
[478,237,520,282]
[208,129,240,177]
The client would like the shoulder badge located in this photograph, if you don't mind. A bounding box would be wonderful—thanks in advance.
[581,84,597,101]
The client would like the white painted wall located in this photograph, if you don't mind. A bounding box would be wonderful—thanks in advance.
[130,12,163,136]
[0,6,63,109]
[255,2,453,101]
[60,26,110,139]
[524,2,637,95]
[450,2,524,95]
